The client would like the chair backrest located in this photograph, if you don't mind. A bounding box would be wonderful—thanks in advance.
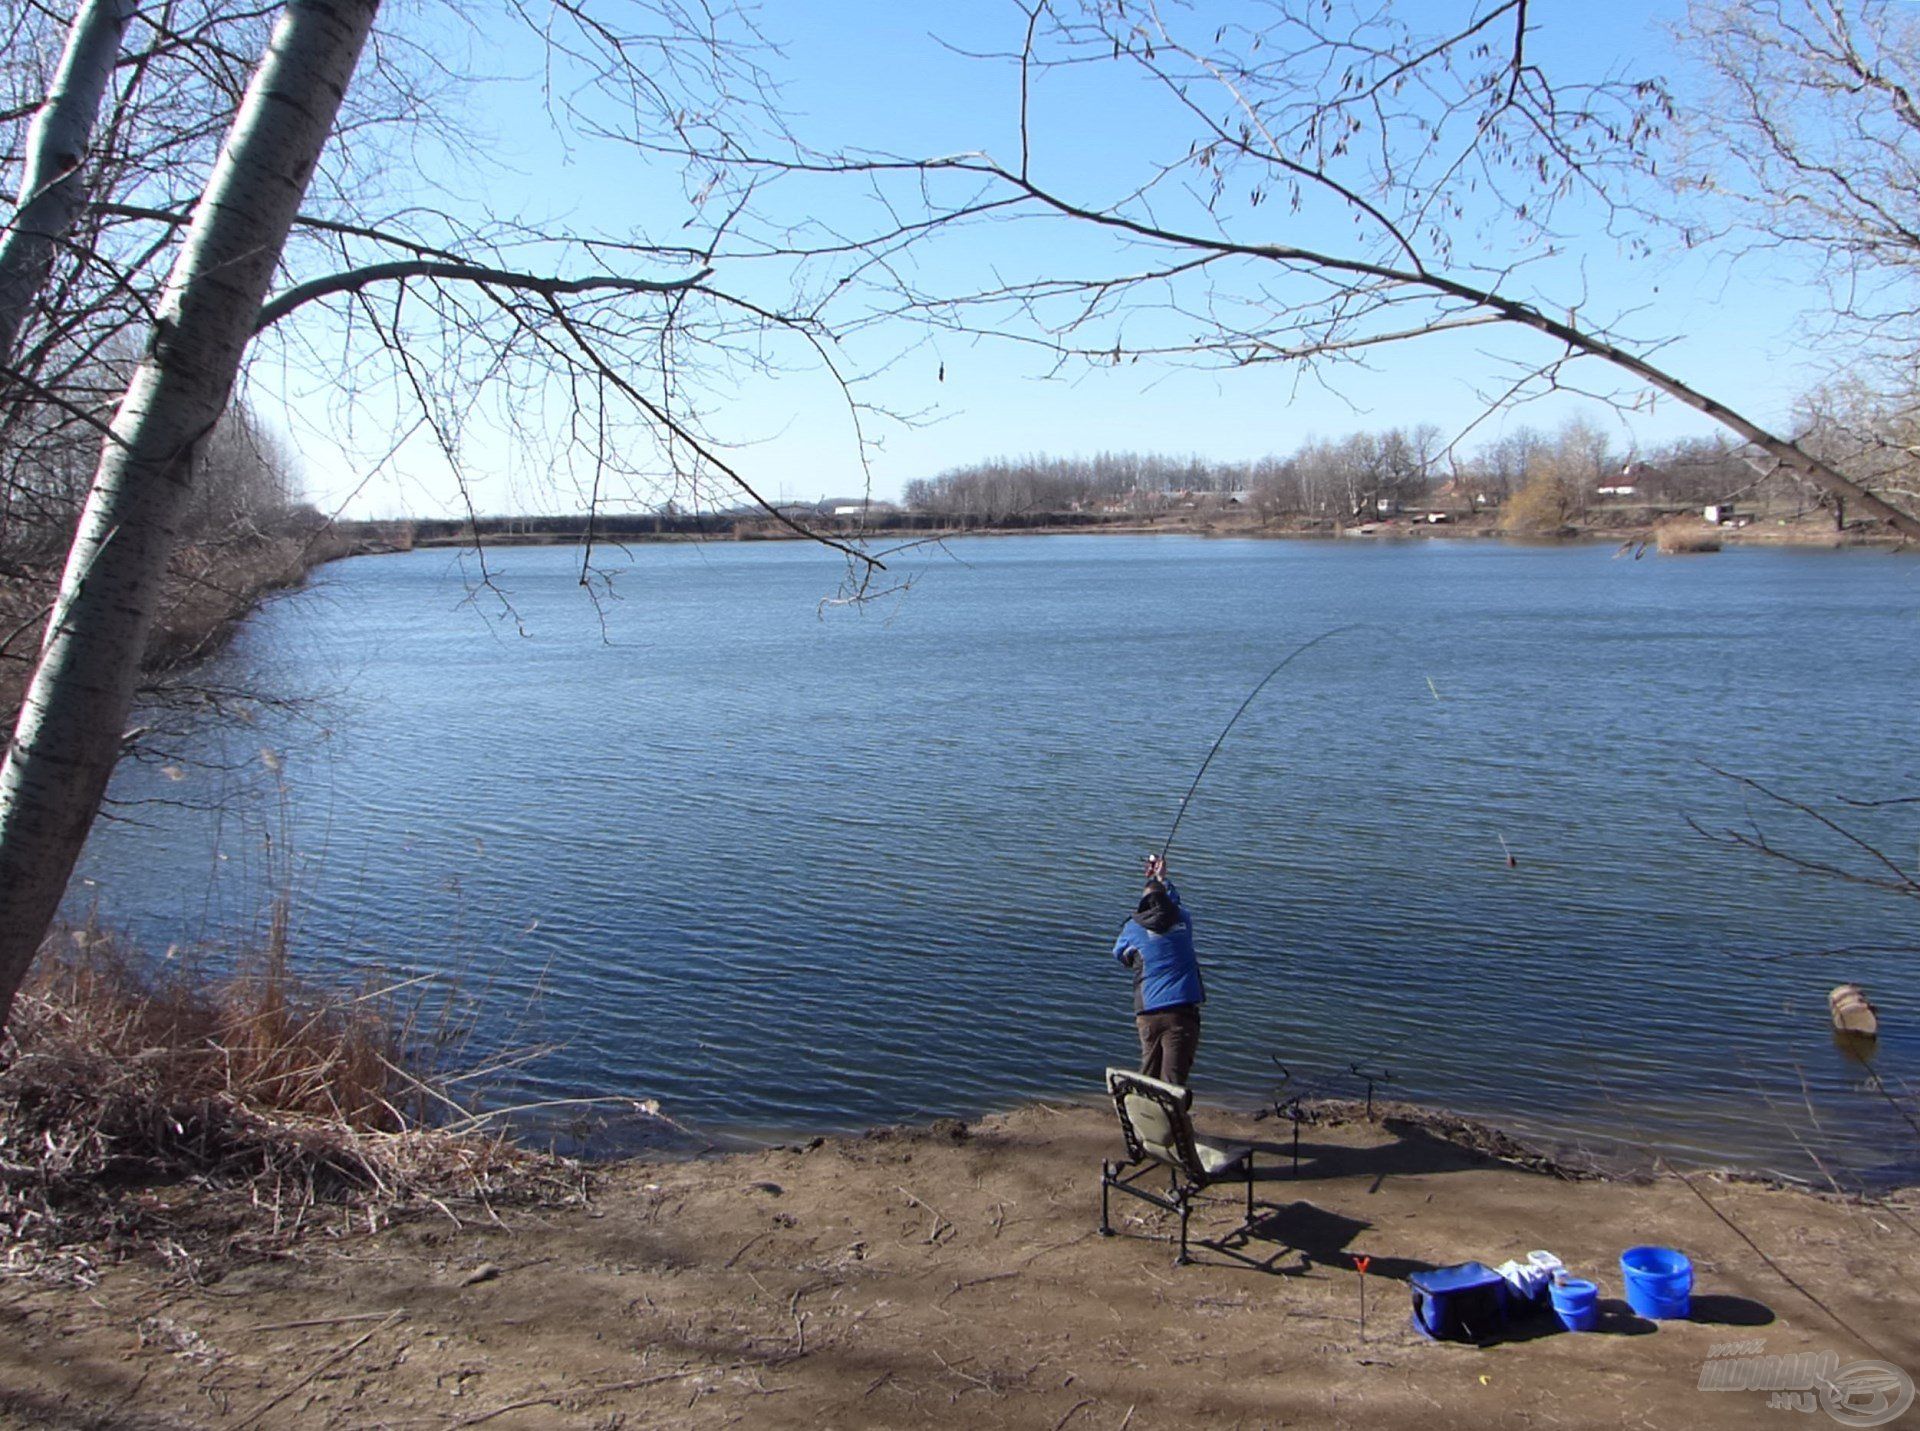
[1106,1068,1204,1180]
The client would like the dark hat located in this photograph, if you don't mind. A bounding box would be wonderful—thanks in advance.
[1134,885,1179,934]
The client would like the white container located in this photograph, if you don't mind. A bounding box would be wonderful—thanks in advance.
[1497,1259,1549,1303]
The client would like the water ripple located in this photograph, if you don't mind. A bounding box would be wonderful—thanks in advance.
[75,537,1920,1183]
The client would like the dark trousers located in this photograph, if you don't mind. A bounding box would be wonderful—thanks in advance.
[1137,1004,1201,1088]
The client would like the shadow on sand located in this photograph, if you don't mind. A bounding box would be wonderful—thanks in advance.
[1101,1114,1777,1344]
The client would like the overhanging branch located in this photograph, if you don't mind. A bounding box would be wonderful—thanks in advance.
[920,155,1920,540]
[252,260,714,331]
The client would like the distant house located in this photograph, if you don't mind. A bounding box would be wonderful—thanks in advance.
[1430,478,1488,512]
[1704,503,1732,525]
[1596,485,1638,498]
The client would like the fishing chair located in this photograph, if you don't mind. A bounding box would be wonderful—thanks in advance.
[1099,1068,1256,1265]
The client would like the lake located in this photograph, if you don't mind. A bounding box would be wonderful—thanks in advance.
[73,535,1920,1184]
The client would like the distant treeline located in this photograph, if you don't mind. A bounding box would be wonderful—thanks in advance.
[900,420,1825,522]
[901,452,1256,517]
[348,507,1144,547]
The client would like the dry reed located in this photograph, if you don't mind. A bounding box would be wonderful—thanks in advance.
[1655,518,1723,554]
[0,926,583,1284]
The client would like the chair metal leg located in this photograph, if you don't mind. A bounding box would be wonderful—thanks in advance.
[1099,1162,1114,1236]
[1175,1196,1192,1266]
[1245,1160,1255,1221]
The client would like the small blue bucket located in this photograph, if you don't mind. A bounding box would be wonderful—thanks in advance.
[1548,1276,1599,1332]
[1620,1246,1692,1319]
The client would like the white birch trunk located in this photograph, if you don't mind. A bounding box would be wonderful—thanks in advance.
[0,0,379,1027]
[0,0,139,370]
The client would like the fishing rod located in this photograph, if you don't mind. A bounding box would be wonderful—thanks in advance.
[1157,622,1371,863]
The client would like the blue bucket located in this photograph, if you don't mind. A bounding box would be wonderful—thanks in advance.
[1548,1276,1599,1332]
[1620,1246,1692,1319]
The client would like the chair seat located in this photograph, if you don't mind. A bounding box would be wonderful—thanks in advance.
[1102,1069,1260,1264]
[1194,1137,1252,1176]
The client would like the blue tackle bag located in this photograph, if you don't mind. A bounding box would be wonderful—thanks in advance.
[1409,1261,1510,1343]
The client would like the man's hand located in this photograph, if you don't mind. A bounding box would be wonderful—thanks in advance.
[1142,853,1166,885]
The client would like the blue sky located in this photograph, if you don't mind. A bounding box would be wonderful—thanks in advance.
[252,1,1840,517]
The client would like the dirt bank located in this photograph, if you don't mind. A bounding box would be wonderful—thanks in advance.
[2,1100,1914,1429]
[0,525,363,735]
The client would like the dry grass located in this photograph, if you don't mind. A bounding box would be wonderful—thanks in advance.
[0,926,583,1285]
[1655,517,1724,553]
[147,529,354,673]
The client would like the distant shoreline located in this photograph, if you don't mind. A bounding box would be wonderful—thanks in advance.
[333,509,1911,556]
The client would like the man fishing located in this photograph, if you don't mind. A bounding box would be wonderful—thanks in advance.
[1112,853,1206,1087]
[1112,630,1357,1088]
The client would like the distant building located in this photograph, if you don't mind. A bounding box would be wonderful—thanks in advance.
[825,498,897,518]
[1431,478,1489,511]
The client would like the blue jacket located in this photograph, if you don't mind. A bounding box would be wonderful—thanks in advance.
[1112,882,1205,1014]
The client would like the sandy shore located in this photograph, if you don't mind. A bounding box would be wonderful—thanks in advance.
[2,1100,1914,1429]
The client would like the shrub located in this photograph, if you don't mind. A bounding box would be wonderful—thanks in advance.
[1500,469,1579,535]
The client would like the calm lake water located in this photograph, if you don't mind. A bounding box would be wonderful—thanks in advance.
[74,536,1920,1184]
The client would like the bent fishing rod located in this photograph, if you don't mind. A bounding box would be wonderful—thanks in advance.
[1157,622,1370,864]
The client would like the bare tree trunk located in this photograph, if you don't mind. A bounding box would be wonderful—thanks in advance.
[0,0,139,371]
[0,0,379,1030]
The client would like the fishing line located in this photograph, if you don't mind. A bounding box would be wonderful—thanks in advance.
[1157,622,1371,863]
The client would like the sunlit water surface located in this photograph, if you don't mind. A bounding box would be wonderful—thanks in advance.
[75,536,1920,1184]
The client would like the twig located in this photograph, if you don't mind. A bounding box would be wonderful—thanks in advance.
[932,1349,999,1395]
[1053,1396,1096,1430]
[1021,1230,1095,1266]
[231,1309,401,1428]
[788,1280,831,1357]
[231,1309,402,1335]
[451,1363,770,1426]
[897,1185,954,1244]
[940,1271,1019,1303]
